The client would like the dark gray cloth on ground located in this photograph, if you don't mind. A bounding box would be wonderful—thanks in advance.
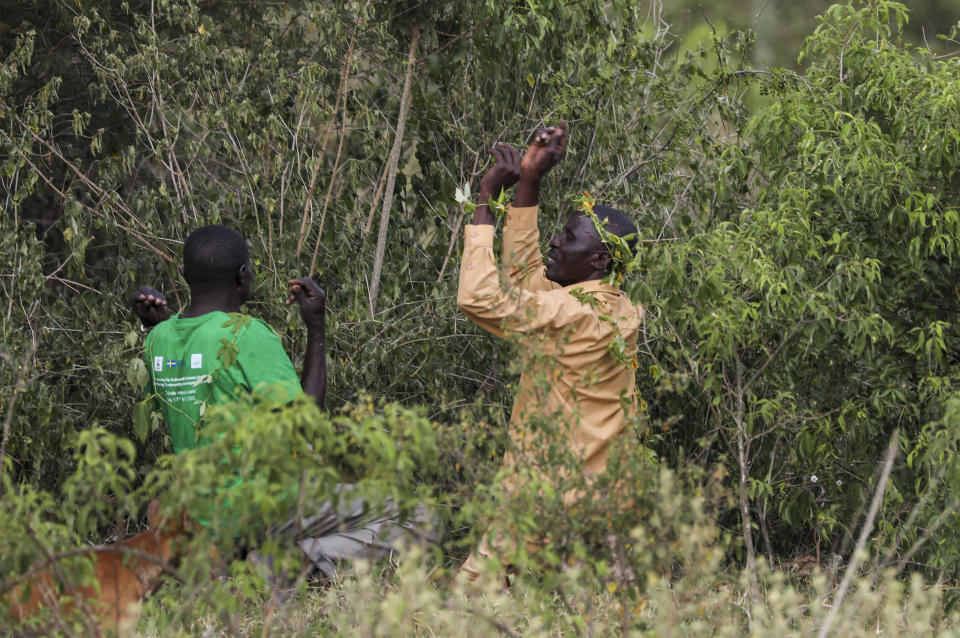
[269,483,437,580]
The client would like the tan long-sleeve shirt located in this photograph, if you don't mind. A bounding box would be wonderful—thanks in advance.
[457,205,645,477]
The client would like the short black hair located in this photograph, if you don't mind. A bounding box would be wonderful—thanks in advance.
[593,204,638,256]
[182,225,249,288]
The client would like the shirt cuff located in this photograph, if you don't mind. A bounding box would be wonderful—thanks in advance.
[505,205,539,230]
[463,224,495,247]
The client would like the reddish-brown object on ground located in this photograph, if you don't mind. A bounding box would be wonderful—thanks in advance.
[6,500,190,634]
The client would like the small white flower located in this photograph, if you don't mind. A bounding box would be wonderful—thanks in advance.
[810,475,818,484]
[836,480,843,487]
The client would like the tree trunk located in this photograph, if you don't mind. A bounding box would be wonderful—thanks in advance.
[734,358,759,601]
[368,24,420,317]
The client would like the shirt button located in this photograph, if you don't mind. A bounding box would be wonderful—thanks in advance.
[466,264,473,270]
[470,232,477,238]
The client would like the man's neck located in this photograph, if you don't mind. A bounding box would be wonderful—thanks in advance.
[551,272,611,288]
[180,290,243,318]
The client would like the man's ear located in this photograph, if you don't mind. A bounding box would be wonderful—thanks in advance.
[237,262,250,286]
[592,250,612,275]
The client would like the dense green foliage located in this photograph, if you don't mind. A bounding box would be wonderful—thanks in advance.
[3,0,960,634]
[636,1,960,575]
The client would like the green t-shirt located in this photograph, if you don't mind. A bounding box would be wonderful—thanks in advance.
[144,311,301,453]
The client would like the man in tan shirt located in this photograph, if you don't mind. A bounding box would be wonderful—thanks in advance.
[457,123,645,581]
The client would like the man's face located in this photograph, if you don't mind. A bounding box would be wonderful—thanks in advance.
[545,213,605,287]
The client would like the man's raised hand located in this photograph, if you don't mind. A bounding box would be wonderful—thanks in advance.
[479,142,522,199]
[131,285,169,328]
[286,277,326,328]
[520,120,568,181]
[472,142,521,225]
[512,120,568,207]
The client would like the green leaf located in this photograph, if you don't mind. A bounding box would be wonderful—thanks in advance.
[133,399,151,442]
[126,357,149,390]
[222,313,252,335]
[218,338,239,369]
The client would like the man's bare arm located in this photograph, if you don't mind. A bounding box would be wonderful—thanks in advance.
[286,277,327,409]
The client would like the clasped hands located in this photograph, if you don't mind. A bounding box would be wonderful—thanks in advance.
[474,121,568,224]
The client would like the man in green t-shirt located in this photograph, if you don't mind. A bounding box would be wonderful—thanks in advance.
[132,224,326,451]
[131,225,433,585]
